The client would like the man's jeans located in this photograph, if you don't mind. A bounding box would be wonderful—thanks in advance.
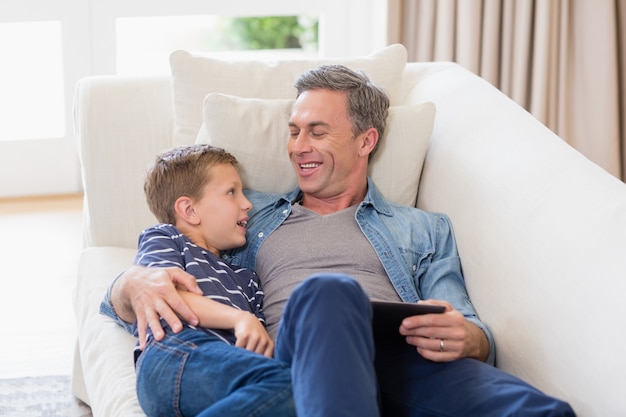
[275,273,380,417]
[277,274,575,417]
[374,340,576,416]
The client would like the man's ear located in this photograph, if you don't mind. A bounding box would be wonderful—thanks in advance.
[359,127,379,158]
[174,196,200,225]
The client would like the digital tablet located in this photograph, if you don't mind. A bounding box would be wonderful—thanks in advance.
[371,301,445,342]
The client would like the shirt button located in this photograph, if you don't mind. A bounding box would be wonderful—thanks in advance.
[258,232,264,238]
[412,265,417,271]
[282,209,288,214]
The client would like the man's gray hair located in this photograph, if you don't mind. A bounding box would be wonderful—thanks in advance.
[294,65,390,158]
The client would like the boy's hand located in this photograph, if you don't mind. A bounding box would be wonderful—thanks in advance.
[233,312,274,358]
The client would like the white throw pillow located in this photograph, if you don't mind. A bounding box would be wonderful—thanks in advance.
[196,94,435,207]
[171,44,408,147]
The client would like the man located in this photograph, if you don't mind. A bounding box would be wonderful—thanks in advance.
[105,65,575,416]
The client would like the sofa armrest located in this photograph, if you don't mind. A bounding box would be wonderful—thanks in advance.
[404,62,626,416]
[73,247,144,416]
[74,76,174,249]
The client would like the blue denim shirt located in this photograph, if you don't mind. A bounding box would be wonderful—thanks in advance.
[102,178,495,364]
[224,178,495,365]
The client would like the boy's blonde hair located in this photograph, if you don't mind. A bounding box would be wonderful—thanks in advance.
[144,144,239,225]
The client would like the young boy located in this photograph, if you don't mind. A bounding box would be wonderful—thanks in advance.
[132,144,295,417]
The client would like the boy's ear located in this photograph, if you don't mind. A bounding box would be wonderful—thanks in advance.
[174,196,200,225]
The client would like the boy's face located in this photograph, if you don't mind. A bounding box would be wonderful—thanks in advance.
[188,163,251,256]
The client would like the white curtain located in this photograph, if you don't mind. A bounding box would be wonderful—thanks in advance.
[391,0,625,181]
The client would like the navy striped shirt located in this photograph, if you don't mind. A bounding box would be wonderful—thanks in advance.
[134,224,265,345]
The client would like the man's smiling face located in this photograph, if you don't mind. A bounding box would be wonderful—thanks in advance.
[287,89,367,202]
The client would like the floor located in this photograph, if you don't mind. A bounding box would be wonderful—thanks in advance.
[0,194,84,378]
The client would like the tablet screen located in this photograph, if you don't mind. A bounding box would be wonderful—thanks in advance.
[371,301,445,342]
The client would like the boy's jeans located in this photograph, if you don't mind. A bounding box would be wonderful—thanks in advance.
[135,273,379,417]
[136,329,295,417]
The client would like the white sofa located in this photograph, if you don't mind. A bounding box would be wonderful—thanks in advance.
[72,45,626,417]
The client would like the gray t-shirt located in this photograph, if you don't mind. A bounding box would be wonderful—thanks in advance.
[256,203,401,338]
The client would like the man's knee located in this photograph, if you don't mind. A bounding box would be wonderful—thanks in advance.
[293,273,368,304]
[282,273,372,328]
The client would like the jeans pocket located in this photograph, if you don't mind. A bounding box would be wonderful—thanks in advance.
[136,336,190,417]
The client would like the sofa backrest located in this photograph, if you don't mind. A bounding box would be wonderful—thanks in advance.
[75,76,174,249]
[75,45,438,249]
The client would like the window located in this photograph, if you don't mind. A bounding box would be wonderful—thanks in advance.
[0,21,65,141]
[0,0,388,197]
[116,15,319,76]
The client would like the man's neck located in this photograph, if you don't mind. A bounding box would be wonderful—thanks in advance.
[300,190,366,215]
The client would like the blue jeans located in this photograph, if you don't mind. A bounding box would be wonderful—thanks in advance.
[374,340,576,416]
[135,273,380,417]
[278,273,575,417]
[136,329,295,417]
[137,273,575,417]
[275,273,380,417]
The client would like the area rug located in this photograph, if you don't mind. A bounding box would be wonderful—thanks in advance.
[0,375,92,417]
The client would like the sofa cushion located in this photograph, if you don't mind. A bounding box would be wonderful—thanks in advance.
[196,93,435,207]
[170,44,408,147]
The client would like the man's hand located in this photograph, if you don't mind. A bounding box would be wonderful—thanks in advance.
[399,300,490,362]
[110,265,202,349]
